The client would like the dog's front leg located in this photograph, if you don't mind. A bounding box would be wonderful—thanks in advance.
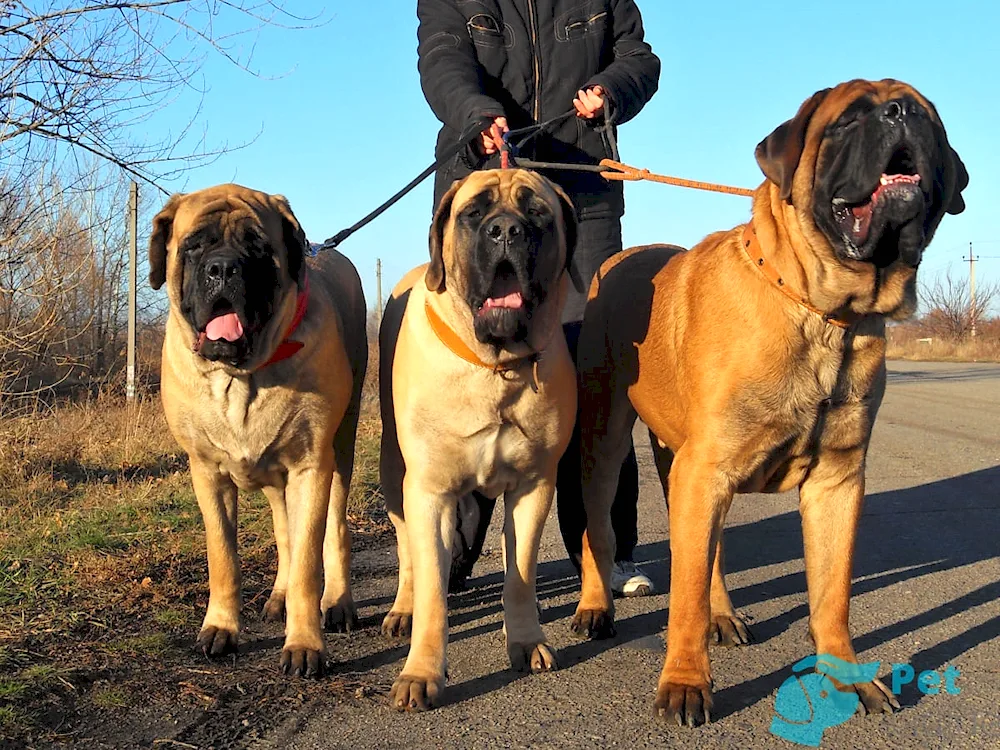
[190,457,241,657]
[280,459,335,677]
[389,476,456,712]
[655,442,731,727]
[502,478,558,673]
[800,461,899,715]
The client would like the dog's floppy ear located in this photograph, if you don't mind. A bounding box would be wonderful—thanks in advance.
[755,88,831,203]
[270,194,307,284]
[945,145,968,216]
[549,182,582,291]
[148,193,184,290]
[426,180,463,292]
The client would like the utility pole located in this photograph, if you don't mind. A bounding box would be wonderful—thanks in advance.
[126,181,138,402]
[963,242,977,338]
[376,258,383,329]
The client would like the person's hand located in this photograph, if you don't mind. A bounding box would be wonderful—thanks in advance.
[574,86,606,119]
[479,116,509,155]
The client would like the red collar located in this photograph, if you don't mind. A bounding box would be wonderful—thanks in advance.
[261,277,310,368]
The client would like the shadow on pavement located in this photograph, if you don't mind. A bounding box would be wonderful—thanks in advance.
[440,463,1000,714]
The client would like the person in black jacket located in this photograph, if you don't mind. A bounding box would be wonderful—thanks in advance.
[417,0,660,596]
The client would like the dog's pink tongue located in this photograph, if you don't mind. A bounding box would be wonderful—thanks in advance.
[483,291,524,310]
[205,313,244,342]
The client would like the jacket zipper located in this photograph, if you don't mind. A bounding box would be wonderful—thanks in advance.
[526,0,540,123]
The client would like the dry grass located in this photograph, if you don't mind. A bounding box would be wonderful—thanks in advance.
[887,318,1000,363]
[0,381,385,742]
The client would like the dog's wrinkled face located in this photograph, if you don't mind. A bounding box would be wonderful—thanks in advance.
[148,184,306,368]
[427,169,577,347]
[756,79,968,315]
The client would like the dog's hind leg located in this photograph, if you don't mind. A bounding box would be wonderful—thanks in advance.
[322,403,360,634]
[380,416,413,638]
[649,431,751,648]
[571,389,637,641]
[262,485,289,623]
[502,478,558,673]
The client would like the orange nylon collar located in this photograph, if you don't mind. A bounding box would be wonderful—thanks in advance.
[424,298,539,383]
[260,276,310,368]
[741,224,852,330]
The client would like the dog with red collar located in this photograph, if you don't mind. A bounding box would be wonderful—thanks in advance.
[149,183,367,676]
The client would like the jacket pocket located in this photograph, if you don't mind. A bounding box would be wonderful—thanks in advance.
[555,1,610,43]
[467,13,513,49]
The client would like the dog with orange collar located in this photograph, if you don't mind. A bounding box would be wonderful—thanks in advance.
[378,169,578,712]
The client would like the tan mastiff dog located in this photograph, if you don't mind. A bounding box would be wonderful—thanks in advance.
[149,184,367,677]
[571,79,968,725]
[379,169,577,711]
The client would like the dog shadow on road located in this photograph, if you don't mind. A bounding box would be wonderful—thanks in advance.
[425,464,1000,713]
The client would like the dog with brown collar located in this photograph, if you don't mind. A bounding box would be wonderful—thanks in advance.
[570,79,967,726]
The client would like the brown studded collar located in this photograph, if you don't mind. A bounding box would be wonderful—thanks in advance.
[741,224,853,330]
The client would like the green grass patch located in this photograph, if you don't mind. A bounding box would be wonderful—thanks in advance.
[91,686,130,709]
[106,633,172,657]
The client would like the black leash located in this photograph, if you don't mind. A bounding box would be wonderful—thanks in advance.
[316,109,615,252]
[316,117,491,252]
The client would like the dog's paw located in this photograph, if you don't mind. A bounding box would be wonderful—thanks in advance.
[570,608,616,640]
[322,599,358,634]
[280,645,326,679]
[852,678,900,716]
[381,611,412,638]
[508,641,558,673]
[389,673,444,712]
[710,612,753,647]
[197,626,239,658]
[261,592,286,623]
[654,680,713,728]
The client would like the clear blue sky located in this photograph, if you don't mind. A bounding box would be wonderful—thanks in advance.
[152,1,999,311]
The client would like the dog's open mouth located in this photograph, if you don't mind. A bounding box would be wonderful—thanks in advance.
[832,146,922,248]
[478,261,523,316]
[194,301,245,352]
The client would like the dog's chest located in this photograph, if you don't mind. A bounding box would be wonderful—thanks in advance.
[186,376,311,489]
[734,341,879,493]
[412,378,566,498]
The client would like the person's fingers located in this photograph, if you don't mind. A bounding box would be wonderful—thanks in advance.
[574,96,591,118]
[583,88,605,112]
[495,116,509,132]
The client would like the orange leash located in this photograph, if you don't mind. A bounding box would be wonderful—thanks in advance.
[598,159,755,197]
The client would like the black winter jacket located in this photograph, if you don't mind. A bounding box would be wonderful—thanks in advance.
[417,0,660,220]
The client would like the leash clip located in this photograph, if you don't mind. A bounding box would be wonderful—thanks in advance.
[500,131,514,170]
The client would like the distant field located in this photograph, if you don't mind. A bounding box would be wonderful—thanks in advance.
[887,319,1000,363]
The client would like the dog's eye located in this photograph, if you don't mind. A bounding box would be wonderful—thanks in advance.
[465,208,483,220]
[526,205,546,218]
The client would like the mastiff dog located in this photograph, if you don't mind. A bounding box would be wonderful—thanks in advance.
[149,184,367,677]
[570,79,967,725]
[379,169,577,711]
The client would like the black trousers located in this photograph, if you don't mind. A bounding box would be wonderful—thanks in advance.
[556,217,639,571]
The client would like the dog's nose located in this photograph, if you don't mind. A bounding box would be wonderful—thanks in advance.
[205,256,239,281]
[485,215,524,244]
[880,99,907,123]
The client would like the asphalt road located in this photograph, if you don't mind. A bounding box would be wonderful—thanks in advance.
[251,361,1000,750]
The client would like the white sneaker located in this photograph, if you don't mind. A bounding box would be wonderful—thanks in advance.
[611,561,654,597]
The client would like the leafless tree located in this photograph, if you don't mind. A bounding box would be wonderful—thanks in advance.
[1,1,318,188]
[920,268,1000,340]
[0,1,322,405]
